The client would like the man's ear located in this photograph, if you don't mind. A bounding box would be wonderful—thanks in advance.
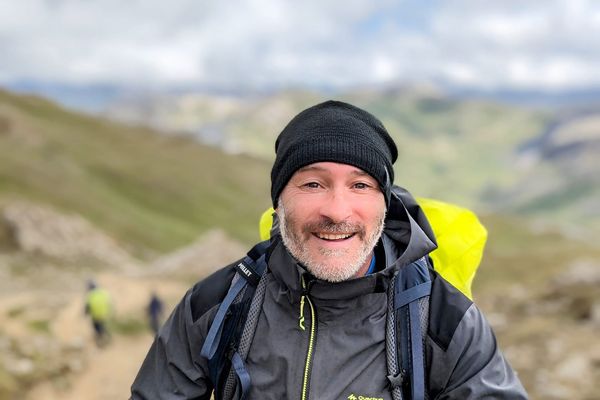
[271,210,281,237]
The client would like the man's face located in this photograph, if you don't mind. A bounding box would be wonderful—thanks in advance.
[277,162,386,282]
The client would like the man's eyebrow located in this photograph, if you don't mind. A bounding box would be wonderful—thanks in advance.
[296,165,328,173]
[296,165,372,177]
[350,169,370,177]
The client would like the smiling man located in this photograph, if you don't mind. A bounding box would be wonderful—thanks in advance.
[131,101,527,400]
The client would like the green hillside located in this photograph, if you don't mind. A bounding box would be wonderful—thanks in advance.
[0,89,270,257]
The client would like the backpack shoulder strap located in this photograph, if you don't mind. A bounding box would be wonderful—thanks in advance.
[189,262,238,323]
[388,257,432,400]
[200,240,270,400]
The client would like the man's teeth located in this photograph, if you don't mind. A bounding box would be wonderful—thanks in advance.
[316,233,353,240]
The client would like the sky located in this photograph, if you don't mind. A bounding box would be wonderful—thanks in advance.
[1,0,600,94]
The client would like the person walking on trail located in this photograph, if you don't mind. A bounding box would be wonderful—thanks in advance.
[147,292,164,335]
[84,280,112,348]
[131,100,527,399]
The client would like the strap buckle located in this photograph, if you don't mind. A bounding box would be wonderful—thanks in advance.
[387,369,407,389]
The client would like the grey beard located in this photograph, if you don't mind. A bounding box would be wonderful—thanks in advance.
[277,203,386,283]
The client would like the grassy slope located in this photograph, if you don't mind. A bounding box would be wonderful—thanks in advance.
[474,214,600,296]
[0,89,270,257]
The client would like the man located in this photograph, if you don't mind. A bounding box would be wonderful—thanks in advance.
[147,291,164,335]
[131,100,527,399]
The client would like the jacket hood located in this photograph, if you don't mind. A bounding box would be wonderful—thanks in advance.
[267,185,438,301]
[383,185,438,268]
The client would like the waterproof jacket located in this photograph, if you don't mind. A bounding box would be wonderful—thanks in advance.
[131,188,527,399]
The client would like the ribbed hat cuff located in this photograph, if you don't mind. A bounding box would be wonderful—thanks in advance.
[271,137,392,208]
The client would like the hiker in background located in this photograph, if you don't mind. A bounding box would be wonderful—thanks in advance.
[147,291,164,335]
[84,279,112,348]
[131,101,527,399]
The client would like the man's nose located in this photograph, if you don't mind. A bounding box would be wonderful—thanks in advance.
[319,190,353,223]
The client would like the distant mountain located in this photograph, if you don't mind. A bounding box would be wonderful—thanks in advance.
[5,81,125,114]
[0,89,270,257]
[448,87,600,108]
[9,79,600,113]
[486,111,600,234]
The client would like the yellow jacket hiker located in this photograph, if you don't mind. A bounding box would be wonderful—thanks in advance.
[85,281,112,347]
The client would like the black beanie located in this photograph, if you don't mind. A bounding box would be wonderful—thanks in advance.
[271,100,398,208]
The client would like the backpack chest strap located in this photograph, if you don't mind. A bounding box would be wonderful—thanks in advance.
[394,281,431,310]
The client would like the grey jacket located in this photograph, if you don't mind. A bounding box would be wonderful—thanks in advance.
[131,188,528,399]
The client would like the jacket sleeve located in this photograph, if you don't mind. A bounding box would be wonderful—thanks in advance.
[130,288,215,399]
[432,304,528,399]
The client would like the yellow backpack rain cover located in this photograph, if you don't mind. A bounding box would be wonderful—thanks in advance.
[259,198,487,300]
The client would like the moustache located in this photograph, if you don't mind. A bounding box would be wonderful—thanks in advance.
[302,219,366,240]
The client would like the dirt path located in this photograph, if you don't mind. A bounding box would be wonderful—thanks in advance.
[26,334,154,400]
[20,271,189,400]
[66,335,153,400]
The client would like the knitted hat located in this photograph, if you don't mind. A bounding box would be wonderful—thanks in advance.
[271,100,398,208]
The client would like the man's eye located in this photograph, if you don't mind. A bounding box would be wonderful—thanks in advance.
[353,182,369,189]
[304,182,321,189]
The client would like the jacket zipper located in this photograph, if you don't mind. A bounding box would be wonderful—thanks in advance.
[299,276,317,400]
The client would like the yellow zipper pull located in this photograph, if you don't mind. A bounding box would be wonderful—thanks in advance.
[299,295,306,330]
[299,275,306,330]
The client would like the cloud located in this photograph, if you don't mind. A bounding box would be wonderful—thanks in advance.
[1,0,600,91]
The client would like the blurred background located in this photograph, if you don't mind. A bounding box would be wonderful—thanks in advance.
[1,1,599,399]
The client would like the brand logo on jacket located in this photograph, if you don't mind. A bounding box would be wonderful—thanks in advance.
[347,394,383,400]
